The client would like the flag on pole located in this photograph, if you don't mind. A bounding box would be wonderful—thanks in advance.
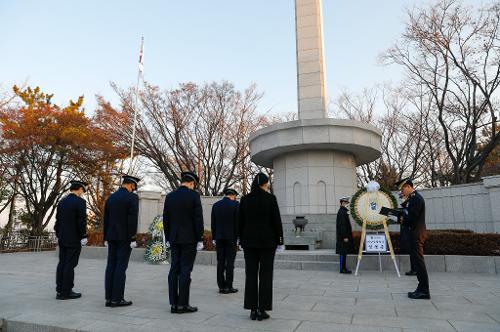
[138,36,144,77]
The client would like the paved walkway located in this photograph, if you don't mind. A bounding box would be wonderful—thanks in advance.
[0,252,499,332]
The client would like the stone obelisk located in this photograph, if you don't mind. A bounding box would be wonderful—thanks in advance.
[249,0,382,249]
[295,0,327,119]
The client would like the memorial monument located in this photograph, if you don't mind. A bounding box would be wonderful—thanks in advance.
[249,0,382,249]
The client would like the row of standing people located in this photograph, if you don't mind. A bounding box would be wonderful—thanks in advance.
[54,171,284,320]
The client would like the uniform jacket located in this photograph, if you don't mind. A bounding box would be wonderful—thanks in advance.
[238,188,284,248]
[402,191,427,242]
[54,193,87,247]
[163,186,204,244]
[103,187,139,242]
[211,197,239,241]
[336,206,354,254]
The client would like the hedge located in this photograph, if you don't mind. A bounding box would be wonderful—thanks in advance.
[352,229,500,256]
[86,229,500,256]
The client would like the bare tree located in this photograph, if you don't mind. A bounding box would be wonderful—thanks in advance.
[383,0,500,184]
[111,81,268,195]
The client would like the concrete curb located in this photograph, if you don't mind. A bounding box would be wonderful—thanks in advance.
[75,247,499,274]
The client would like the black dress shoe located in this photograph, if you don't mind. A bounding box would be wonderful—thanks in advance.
[219,288,229,294]
[56,291,82,300]
[109,299,133,307]
[250,310,257,320]
[105,300,111,307]
[340,269,352,274]
[405,270,417,276]
[170,305,178,313]
[177,305,198,313]
[408,291,430,300]
[226,288,238,294]
[257,310,270,321]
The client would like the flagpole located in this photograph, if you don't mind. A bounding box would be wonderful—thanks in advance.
[129,36,144,173]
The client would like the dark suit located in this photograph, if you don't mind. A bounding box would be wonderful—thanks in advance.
[54,193,87,295]
[239,189,283,311]
[103,187,139,302]
[211,197,239,290]
[402,191,429,293]
[400,200,416,272]
[336,205,353,271]
[163,186,204,307]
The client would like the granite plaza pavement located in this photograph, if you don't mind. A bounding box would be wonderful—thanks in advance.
[1,252,500,332]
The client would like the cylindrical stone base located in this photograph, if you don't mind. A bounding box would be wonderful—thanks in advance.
[272,150,357,216]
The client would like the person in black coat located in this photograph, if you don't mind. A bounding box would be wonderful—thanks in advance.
[103,175,140,307]
[54,180,88,300]
[163,171,204,314]
[211,188,239,294]
[399,193,417,276]
[396,178,430,300]
[336,196,354,274]
[239,172,284,321]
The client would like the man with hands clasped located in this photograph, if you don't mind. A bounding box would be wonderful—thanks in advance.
[54,180,89,300]
[103,174,140,307]
[163,171,204,314]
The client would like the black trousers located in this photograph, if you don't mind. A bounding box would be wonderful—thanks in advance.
[339,253,348,271]
[409,234,429,293]
[56,245,81,295]
[401,227,417,272]
[105,241,132,302]
[168,243,197,307]
[243,247,276,311]
[216,239,237,289]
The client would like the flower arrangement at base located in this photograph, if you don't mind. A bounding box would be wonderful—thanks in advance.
[144,215,169,264]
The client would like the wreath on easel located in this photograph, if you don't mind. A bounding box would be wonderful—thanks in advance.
[350,184,398,230]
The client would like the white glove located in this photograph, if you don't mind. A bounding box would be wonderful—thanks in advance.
[165,241,170,248]
[388,215,398,222]
[104,241,108,247]
[212,240,216,246]
[80,238,88,246]
[277,245,285,252]
[130,241,137,249]
[196,241,204,251]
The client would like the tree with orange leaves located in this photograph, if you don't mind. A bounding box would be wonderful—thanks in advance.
[0,86,126,235]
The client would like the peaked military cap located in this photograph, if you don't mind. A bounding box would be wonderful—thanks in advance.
[395,177,413,190]
[122,174,141,186]
[181,171,199,183]
[223,188,238,196]
[339,196,350,202]
[70,180,88,192]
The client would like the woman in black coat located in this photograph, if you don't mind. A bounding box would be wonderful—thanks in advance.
[238,172,284,321]
[336,196,354,274]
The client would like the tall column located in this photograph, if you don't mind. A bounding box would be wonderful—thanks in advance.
[295,0,327,119]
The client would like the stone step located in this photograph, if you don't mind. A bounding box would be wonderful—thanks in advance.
[234,258,339,271]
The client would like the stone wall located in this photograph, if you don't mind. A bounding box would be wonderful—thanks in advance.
[417,175,500,233]
[137,191,222,233]
[137,175,500,245]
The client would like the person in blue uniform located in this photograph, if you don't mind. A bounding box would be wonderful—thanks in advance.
[103,174,140,307]
[336,196,354,274]
[395,178,430,300]
[399,192,417,276]
[211,188,239,294]
[54,180,88,300]
[163,171,204,314]
[239,172,284,321]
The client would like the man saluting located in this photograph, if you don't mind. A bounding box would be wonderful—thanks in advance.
[55,180,88,300]
[104,174,140,307]
[395,178,430,300]
[163,171,204,314]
